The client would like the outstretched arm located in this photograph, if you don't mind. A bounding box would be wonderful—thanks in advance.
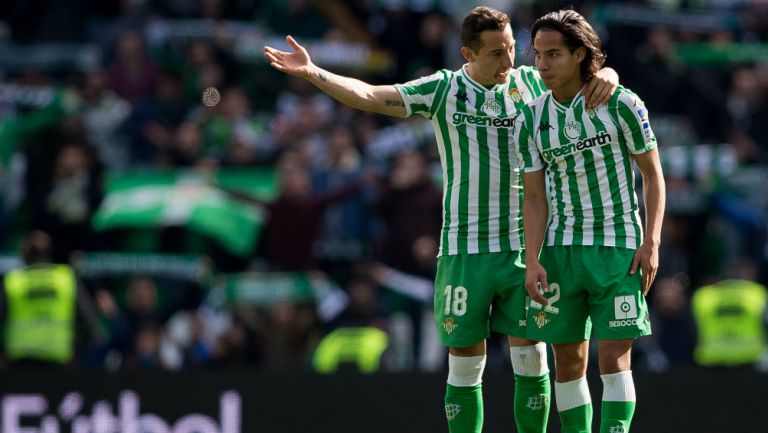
[264,35,407,117]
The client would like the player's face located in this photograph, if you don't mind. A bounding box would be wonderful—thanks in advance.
[463,24,515,85]
[533,29,585,94]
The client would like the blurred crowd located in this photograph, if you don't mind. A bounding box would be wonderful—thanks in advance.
[0,0,767,373]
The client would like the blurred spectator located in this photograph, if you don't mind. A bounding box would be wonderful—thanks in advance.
[262,301,319,369]
[107,29,160,103]
[692,258,767,367]
[203,87,275,165]
[0,231,101,368]
[646,276,696,370]
[369,148,442,369]
[227,154,365,272]
[124,70,189,164]
[31,143,103,263]
[314,124,371,266]
[77,69,132,169]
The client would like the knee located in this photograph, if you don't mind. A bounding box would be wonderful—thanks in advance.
[447,354,486,387]
[553,343,588,381]
[598,341,632,373]
[510,342,549,376]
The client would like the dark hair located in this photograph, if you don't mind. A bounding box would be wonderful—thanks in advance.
[531,9,606,81]
[20,231,52,265]
[461,6,510,53]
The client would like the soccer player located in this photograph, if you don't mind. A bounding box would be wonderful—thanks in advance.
[265,7,619,433]
[515,9,665,433]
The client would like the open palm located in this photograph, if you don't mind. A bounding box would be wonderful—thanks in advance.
[263,35,314,79]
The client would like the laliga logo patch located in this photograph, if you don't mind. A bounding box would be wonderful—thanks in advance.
[563,120,581,140]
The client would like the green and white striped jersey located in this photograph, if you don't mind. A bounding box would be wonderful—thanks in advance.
[515,86,657,249]
[395,65,545,256]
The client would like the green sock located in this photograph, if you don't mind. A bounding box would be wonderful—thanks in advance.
[559,403,593,433]
[599,370,636,433]
[445,383,483,433]
[599,401,635,433]
[514,374,551,433]
[555,377,593,433]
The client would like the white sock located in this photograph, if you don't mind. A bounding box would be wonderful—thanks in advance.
[510,342,549,376]
[601,370,636,402]
[555,376,592,411]
[447,354,486,387]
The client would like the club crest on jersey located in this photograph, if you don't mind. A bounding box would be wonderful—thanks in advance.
[587,107,596,118]
[563,120,582,140]
[508,87,522,103]
[534,311,549,328]
[443,318,458,334]
[482,99,502,117]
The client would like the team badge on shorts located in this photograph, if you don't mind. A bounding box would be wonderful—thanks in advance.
[534,311,549,328]
[443,318,459,334]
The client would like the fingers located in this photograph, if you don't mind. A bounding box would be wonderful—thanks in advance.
[629,253,640,275]
[527,284,548,306]
[643,266,658,296]
[584,82,598,108]
[593,86,612,106]
[286,35,302,52]
[642,272,651,296]
[525,268,549,305]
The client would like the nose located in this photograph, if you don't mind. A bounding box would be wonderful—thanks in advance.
[503,51,513,68]
[536,57,548,71]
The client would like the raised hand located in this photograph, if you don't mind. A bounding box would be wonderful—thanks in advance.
[263,35,314,79]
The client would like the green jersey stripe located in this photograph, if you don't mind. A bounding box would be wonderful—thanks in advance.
[396,66,545,256]
[454,76,470,254]
[514,86,657,249]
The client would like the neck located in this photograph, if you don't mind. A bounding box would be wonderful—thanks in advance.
[552,77,586,103]
[465,64,497,86]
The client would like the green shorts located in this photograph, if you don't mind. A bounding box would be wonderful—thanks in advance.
[526,245,652,344]
[434,251,528,348]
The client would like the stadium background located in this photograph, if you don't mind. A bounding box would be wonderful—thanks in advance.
[0,0,767,432]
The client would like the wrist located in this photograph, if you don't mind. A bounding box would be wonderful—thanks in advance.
[642,238,660,248]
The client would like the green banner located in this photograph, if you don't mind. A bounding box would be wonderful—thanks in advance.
[675,43,768,66]
[92,169,276,256]
[221,272,314,305]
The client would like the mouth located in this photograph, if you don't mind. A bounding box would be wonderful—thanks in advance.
[495,69,510,79]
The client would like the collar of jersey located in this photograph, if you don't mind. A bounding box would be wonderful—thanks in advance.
[460,64,505,93]
[550,85,586,113]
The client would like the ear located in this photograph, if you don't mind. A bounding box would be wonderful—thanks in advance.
[460,46,475,63]
[575,47,586,63]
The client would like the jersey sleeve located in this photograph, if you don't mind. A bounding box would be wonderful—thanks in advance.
[616,89,657,154]
[513,104,545,172]
[394,69,450,119]
[516,65,547,99]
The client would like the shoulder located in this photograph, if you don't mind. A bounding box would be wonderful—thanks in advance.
[399,69,453,88]
[613,85,645,109]
[515,65,540,80]
[529,91,551,110]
